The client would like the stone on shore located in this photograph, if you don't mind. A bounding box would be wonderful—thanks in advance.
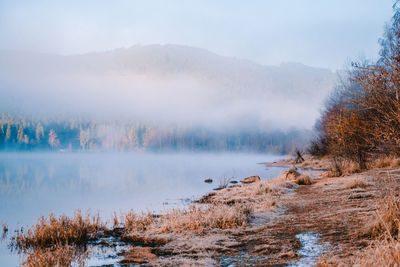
[278,169,301,180]
[241,175,261,184]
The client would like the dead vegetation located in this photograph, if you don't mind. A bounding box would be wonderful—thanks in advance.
[21,245,90,267]
[11,210,104,252]
[373,156,400,169]
[198,176,296,213]
[295,175,313,185]
[318,196,400,267]
[317,168,400,266]
[156,204,252,233]
[121,203,252,239]
[344,178,369,189]
[9,211,104,267]
[368,194,400,238]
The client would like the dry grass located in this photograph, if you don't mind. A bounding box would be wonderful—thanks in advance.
[122,211,154,232]
[22,245,90,267]
[320,158,363,178]
[351,237,400,266]
[323,156,400,178]
[344,178,369,189]
[373,156,400,169]
[295,175,313,185]
[123,203,252,237]
[200,177,295,212]
[368,194,400,237]
[157,203,252,234]
[318,232,400,267]
[11,210,104,252]
[319,173,400,266]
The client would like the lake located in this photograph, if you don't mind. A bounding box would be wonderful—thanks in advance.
[0,152,287,266]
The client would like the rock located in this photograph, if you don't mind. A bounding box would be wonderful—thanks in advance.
[278,169,301,181]
[204,178,213,183]
[230,180,238,184]
[241,175,261,184]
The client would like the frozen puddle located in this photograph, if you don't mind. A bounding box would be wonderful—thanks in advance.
[83,237,131,267]
[287,232,328,267]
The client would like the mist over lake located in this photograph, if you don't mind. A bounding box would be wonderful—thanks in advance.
[0,0,395,265]
[0,152,286,265]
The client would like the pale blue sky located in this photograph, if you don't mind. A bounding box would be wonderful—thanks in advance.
[0,0,395,69]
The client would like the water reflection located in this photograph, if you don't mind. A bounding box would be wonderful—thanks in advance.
[0,152,285,266]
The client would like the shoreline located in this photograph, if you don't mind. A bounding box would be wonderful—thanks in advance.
[4,155,395,266]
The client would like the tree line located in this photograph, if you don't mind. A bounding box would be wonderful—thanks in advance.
[310,1,400,170]
[0,114,310,154]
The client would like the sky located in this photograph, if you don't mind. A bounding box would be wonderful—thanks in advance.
[0,0,395,70]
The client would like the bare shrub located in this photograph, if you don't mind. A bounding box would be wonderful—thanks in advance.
[218,176,231,189]
[308,138,328,157]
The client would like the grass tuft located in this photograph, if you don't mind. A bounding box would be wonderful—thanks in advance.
[368,194,400,237]
[345,178,369,189]
[22,245,90,267]
[295,175,313,185]
[11,210,105,252]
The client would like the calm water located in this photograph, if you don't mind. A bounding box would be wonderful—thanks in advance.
[0,152,286,266]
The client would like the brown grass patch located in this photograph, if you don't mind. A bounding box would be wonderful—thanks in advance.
[322,159,362,178]
[122,211,154,232]
[200,177,295,212]
[318,233,400,267]
[22,245,90,267]
[351,237,400,266]
[11,210,105,252]
[373,156,400,169]
[368,194,400,237]
[295,175,313,185]
[344,178,369,189]
[157,203,252,234]
[123,203,252,237]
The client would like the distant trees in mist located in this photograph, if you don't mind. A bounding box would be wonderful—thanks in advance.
[0,114,310,154]
[310,1,400,168]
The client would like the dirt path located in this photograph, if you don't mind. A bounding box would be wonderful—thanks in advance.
[124,167,397,266]
[224,169,388,266]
